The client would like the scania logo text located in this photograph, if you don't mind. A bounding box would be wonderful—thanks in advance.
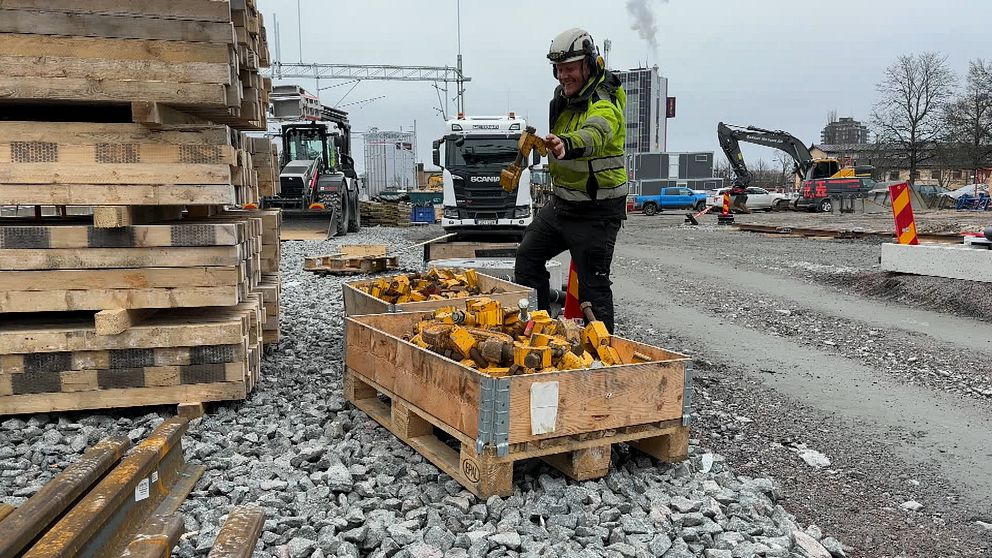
[471,124,499,130]
[470,176,501,183]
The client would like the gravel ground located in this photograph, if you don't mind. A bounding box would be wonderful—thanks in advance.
[0,224,857,558]
[615,220,992,557]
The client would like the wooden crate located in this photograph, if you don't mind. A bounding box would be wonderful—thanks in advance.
[342,272,533,317]
[344,311,692,498]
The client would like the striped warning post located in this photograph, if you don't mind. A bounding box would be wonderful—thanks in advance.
[562,260,582,319]
[888,182,919,245]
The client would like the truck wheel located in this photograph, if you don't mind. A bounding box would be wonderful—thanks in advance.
[775,200,789,211]
[818,199,832,213]
[643,203,658,216]
[694,201,706,212]
[347,191,361,232]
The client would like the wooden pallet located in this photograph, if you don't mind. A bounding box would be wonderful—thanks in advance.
[346,367,689,498]
[304,254,400,276]
[344,311,693,498]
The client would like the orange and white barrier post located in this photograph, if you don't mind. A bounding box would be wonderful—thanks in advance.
[888,182,919,245]
[562,260,582,320]
[717,192,735,225]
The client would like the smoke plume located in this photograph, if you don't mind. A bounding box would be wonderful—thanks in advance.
[625,0,666,53]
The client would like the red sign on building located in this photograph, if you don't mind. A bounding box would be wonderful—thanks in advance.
[666,97,677,118]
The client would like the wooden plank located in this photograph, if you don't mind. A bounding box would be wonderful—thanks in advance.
[0,268,242,291]
[207,506,265,558]
[91,206,186,228]
[0,381,247,415]
[629,427,690,463]
[0,143,238,166]
[0,183,236,206]
[0,55,232,85]
[0,10,236,43]
[0,76,228,106]
[94,309,158,336]
[506,359,685,444]
[345,314,482,440]
[0,121,231,145]
[0,163,231,185]
[0,245,245,270]
[0,222,242,248]
[0,35,231,67]
[542,445,612,481]
[131,102,212,127]
[177,402,205,419]
[0,1,233,22]
[0,343,247,374]
[0,285,242,312]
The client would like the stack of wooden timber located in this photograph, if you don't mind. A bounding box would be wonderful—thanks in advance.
[0,2,282,416]
[250,137,280,198]
[360,200,413,227]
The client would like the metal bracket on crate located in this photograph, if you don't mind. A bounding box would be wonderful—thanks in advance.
[476,376,495,454]
[475,376,511,456]
[386,303,397,313]
[492,377,510,457]
[682,362,694,426]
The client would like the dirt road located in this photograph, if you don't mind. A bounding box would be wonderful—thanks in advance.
[612,214,992,557]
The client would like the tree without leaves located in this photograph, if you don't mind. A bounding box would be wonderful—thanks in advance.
[942,59,992,182]
[871,52,956,185]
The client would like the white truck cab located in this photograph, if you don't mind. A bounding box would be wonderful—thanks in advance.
[432,114,538,236]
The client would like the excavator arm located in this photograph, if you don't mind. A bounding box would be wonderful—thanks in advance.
[717,122,814,187]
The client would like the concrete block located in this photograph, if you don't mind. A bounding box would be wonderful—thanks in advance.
[880,243,992,283]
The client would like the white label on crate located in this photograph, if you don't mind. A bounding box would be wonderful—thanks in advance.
[135,478,150,502]
[151,470,159,484]
[530,381,559,435]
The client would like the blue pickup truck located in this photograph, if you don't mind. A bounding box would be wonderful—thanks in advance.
[633,187,708,215]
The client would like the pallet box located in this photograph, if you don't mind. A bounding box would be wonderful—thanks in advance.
[344,311,692,498]
[342,271,533,317]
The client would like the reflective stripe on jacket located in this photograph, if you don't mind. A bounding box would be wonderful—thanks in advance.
[548,69,628,203]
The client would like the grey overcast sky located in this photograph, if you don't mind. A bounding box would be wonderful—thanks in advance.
[262,0,989,173]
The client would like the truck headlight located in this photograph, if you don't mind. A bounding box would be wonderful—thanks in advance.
[443,208,460,219]
[513,206,531,218]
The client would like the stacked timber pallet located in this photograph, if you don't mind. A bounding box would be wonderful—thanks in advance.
[360,200,413,227]
[0,2,281,416]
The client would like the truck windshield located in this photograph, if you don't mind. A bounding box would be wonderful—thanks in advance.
[446,138,517,169]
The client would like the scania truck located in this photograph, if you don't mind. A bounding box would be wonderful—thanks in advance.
[432,114,540,237]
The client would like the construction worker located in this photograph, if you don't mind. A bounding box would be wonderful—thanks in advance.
[514,28,627,333]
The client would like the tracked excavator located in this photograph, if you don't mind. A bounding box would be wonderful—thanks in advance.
[262,86,361,237]
[717,123,875,212]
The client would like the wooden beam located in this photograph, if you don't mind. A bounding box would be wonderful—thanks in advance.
[0,163,231,185]
[0,76,228,107]
[0,285,242,312]
[177,402,205,419]
[0,9,237,43]
[0,55,232,85]
[0,268,242,291]
[0,245,245,270]
[0,183,237,206]
[132,102,212,127]
[0,1,233,22]
[0,222,243,249]
[0,381,248,415]
[94,309,158,336]
[91,206,185,228]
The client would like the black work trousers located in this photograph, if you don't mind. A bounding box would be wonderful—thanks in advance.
[514,201,622,333]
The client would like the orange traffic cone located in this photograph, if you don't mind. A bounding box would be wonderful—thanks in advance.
[562,260,582,320]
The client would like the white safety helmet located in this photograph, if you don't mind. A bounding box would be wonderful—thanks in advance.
[547,28,597,65]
